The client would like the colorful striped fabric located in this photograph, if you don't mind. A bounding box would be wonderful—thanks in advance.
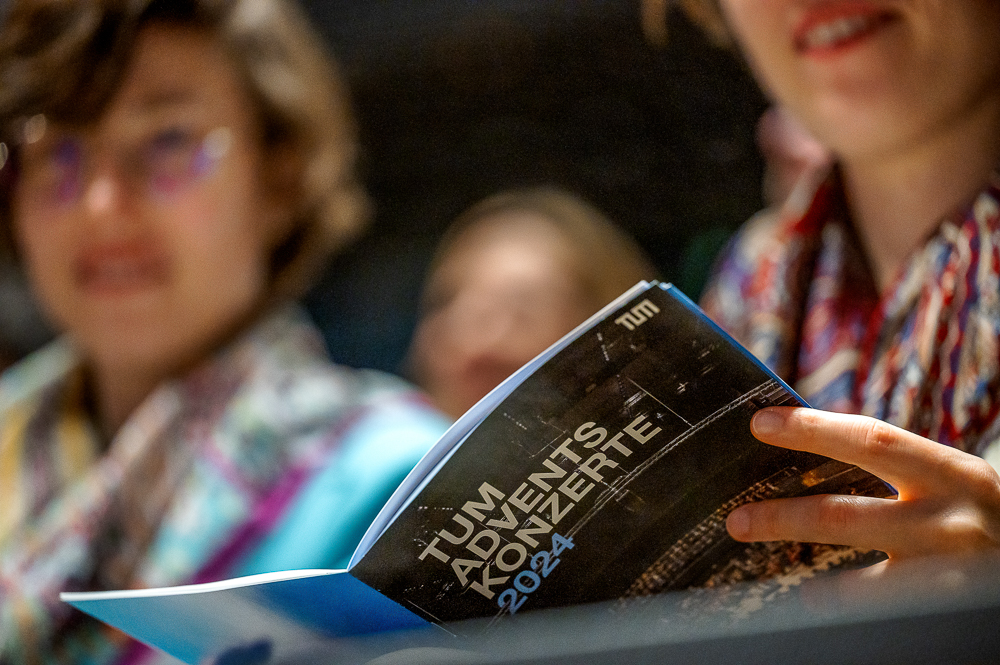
[702,165,1000,456]
[0,305,446,664]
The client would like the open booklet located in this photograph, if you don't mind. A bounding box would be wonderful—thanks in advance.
[62,282,894,664]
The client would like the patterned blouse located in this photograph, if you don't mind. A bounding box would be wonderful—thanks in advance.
[0,305,448,664]
[702,165,1000,458]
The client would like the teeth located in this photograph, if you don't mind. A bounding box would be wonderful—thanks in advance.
[803,15,873,49]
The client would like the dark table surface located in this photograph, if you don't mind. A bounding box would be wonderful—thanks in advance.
[280,551,1000,664]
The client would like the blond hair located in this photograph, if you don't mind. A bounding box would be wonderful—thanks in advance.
[427,186,660,313]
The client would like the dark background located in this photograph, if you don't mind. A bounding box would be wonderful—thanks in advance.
[0,1,769,376]
[297,0,769,375]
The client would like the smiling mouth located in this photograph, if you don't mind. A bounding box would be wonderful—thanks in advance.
[77,246,168,296]
[796,10,896,53]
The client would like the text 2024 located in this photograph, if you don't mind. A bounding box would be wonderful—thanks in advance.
[497,533,574,615]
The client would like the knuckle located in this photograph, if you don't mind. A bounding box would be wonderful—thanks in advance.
[944,454,1000,506]
[750,501,784,541]
[857,420,899,458]
[814,495,856,535]
[969,459,1000,499]
[938,510,998,551]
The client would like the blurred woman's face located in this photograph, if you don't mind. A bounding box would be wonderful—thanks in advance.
[720,0,1000,162]
[410,213,596,420]
[13,24,280,376]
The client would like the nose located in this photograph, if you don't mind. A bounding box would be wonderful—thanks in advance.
[81,159,130,229]
[447,294,547,384]
[85,176,119,214]
[452,295,517,357]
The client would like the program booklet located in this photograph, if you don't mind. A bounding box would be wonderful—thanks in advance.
[62,282,893,664]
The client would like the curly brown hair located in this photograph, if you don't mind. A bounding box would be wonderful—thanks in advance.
[0,0,369,301]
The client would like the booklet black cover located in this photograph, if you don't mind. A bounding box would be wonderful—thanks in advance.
[63,283,893,662]
[351,282,892,625]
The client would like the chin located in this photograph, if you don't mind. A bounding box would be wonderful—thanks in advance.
[76,322,191,373]
[800,97,918,162]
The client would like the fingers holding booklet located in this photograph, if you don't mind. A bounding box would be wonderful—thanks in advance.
[728,407,1000,560]
[62,282,895,664]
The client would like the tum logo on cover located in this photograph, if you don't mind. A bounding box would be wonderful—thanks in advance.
[614,299,660,331]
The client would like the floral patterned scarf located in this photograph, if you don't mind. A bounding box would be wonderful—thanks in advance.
[0,306,411,664]
[702,167,1000,455]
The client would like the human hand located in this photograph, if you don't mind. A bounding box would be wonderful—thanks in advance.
[726,407,1000,560]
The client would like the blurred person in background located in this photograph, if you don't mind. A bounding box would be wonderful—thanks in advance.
[0,0,447,662]
[649,0,1000,564]
[406,186,659,420]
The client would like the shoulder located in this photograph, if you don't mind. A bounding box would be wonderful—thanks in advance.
[699,207,786,338]
[700,164,834,339]
[231,370,448,574]
[330,367,450,463]
[213,305,449,461]
[208,310,451,573]
[717,207,787,273]
[261,308,448,453]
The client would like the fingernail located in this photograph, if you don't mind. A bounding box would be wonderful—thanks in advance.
[752,409,783,436]
[727,508,750,541]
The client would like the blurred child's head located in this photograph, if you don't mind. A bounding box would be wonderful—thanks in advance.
[408,187,659,419]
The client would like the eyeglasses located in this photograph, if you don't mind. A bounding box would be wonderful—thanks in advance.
[3,115,233,209]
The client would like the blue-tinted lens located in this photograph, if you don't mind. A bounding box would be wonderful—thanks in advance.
[145,127,229,198]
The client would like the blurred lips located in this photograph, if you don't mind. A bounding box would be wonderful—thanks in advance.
[76,242,168,296]
[794,1,897,56]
